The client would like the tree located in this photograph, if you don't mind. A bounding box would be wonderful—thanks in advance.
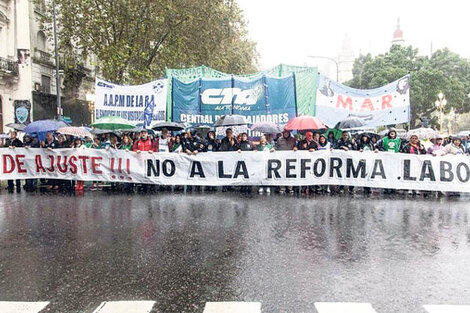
[346,45,470,128]
[41,0,258,84]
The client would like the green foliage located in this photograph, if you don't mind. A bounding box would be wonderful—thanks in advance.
[347,45,470,127]
[41,0,258,84]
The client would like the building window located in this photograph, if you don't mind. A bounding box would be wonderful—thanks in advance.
[41,75,51,93]
[37,31,46,51]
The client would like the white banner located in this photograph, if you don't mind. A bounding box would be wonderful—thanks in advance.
[94,78,168,127]
[1,148,470,192]
[315,75,410,128]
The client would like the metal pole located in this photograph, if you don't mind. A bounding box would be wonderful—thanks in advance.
[52,0,61,120]
[307,55,339,81]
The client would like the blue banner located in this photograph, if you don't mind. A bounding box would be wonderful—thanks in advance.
[172,75,296,126]
[315,75,411,128]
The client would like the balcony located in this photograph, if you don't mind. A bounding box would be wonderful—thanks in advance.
[33,49,54,67]
[0,57,19,76]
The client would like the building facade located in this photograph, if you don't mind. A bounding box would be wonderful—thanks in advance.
[0,0,93,133]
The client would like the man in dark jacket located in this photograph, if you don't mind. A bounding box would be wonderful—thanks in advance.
[203,131,219,152]
[336,131,355,151]
[219,128,237,151]
[298,132,318,151]
[5,131,23,192]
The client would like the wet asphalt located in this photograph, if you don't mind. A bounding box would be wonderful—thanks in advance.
[0,190,469,313]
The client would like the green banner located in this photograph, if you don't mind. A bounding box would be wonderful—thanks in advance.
[165,64,317,121]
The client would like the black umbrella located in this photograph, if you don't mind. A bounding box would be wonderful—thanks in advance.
[152,121,185,131]
[334,117,366,129]
[214,115,248,127]
[6,123,26,131]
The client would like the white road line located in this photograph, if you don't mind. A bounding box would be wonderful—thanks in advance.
[203,301,262,313]
[314,302,378,313]
[0,301,50,313]
[91,301,155,313]
[424,305,470,313]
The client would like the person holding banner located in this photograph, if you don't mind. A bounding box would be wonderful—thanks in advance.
[219,128,237,152]
[336,131,356,194]
[400,135,426,155]
[256,135,275,194]
[376,129,401,153]
[298,132,318,152]
[23,135,39,192]
[41,132,61,191]
[237,133,253,152]
[5,131,23,193]
[203,131,219,152]
[444,137,465,155]
[133,129,156,193]
[276,129,297,194]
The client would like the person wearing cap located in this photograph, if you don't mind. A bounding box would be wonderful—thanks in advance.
[427,135,446,156]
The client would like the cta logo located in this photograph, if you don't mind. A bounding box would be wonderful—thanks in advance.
[201,87,262,105]
[97,81,115,89]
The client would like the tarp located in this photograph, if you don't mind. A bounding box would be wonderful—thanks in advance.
[165,64,318,120]
[94,78,167,128]
[1,148,470,192]
[315,74,410,128]
[172,75,296,125]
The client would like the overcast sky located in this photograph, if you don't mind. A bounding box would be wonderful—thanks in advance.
[237,0,469,71]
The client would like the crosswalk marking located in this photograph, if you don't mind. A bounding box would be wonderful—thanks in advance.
[203,302,262,313]
[424,305,470,313]
[0,301,50,313]
[314,302,378,313]
[91,301,155,313]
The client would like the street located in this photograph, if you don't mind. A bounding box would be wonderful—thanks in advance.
[0,191,469,313]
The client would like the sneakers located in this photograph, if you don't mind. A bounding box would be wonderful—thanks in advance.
[266,187,271,194]
[258,187,263,194]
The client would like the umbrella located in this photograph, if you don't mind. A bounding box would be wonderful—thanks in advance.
[91,129,120,136]
[57,126,92,138]
[250,122,283,134]
[90,116,135,130]
[152,121,185,131]
[214,115,248,127]
[334,117,366,129]
[406,127,438,140]
[6,123,26,131]
[24,119,68,134]
[456,130,470,138]
[284,116,326,131]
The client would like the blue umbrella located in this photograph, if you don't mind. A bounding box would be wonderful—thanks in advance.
[24,120,69,134]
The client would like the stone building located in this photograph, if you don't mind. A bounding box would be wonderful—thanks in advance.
[0,0,94,133]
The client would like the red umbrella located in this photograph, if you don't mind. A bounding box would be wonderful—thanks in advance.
[284,116,326,131]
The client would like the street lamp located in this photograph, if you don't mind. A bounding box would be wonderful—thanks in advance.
[434,92,447,133]
[447,107,456,134]
[52,0,61,120]
[86,92,96,123]
[307,55,339,81]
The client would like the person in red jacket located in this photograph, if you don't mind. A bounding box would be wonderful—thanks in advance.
[133,129,156,152]
[132,129,156,192]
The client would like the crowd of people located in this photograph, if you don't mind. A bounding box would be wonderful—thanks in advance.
[2,127,470,195]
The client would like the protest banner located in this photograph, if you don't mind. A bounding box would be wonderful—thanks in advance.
[94,78,168,127]
[315,74,410,127]
[172,75,296,126]
[1,148,469,192]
